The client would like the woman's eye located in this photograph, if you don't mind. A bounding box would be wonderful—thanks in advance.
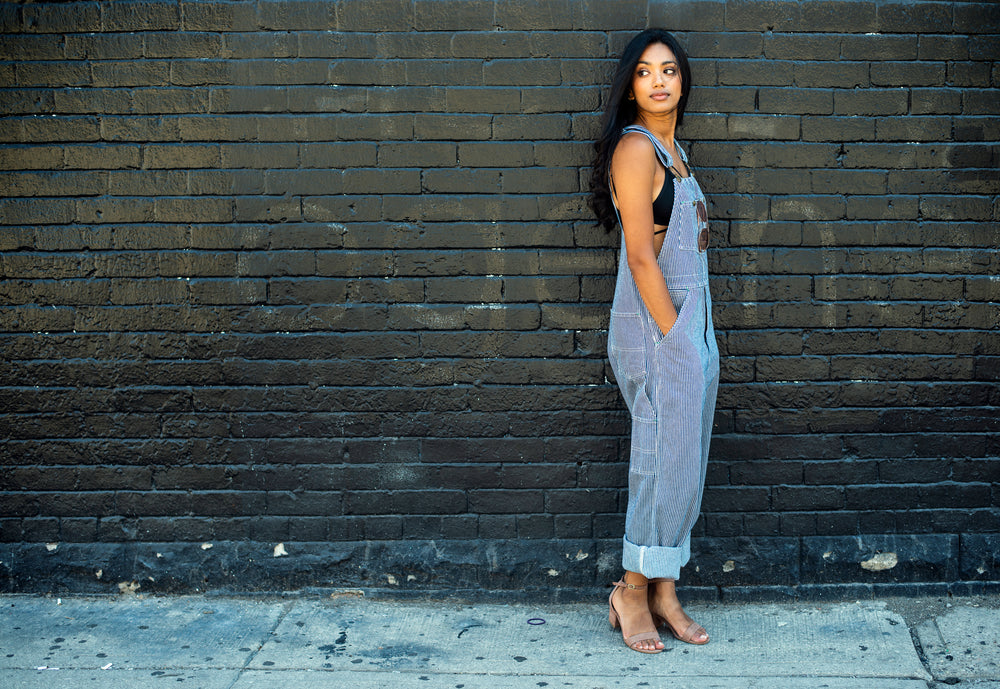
[637,69,648,76]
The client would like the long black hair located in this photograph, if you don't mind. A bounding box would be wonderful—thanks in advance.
[588,29,692,233]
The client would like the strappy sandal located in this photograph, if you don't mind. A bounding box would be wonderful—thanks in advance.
[608,577,663,654]
[646,577,709,645]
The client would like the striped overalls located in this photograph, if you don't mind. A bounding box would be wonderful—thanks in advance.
[607,125,720,580]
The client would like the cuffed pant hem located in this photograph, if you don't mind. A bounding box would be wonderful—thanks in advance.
[621,535,690,580]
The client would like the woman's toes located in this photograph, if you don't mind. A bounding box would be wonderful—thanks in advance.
[635,639,657,651]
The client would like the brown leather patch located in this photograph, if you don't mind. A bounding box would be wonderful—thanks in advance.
[695,199,709,251]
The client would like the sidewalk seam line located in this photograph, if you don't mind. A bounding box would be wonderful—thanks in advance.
[908,617,938,683]
[226,598,295,688]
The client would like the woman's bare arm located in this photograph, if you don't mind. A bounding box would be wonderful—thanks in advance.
[610,132,677,336]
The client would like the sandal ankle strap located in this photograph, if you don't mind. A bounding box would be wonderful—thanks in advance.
[612,577,648,591]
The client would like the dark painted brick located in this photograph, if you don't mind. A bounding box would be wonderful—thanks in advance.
[834,89,908,116]
[871,61,946,88]
[298,31,374,58]
[841,34,917,60]
[918,34,969,61]
[469,489,543,514]
[800,115,875,142]
[16,62,92,87]
[22,2,101,33]
[764,33,840,60]
[724,0,801,32]
[954,2,1000,34]
[257,0,335,30]
[731,461,803,485]
[814,512,858,535]
[0,34,64,60]
[960,534,1000,580]
[801,1,877,32]
[794,62,868,89]
[495,0,576,31]
[181,1,259,32]
[414,0,495,31]
[773,486,844,511]
[702,487,770,512]
[103,1,180,31]
[878,2,953,33]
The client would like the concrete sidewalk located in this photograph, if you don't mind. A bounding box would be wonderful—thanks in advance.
[1,593,997,688]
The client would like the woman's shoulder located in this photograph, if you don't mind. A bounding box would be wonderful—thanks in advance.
[614,129,658,162]
[619,125,655,146]
[615,128,684,169]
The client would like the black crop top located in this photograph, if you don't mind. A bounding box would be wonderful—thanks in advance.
[651,172,675,229]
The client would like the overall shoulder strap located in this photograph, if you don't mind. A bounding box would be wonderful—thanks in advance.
[675,141,690,165]
[620,125,675,171]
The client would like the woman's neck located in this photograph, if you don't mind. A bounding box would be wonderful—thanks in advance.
[634,112,677,146]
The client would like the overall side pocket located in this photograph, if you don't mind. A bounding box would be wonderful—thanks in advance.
[608,311,647,382]
[653,288,692,348]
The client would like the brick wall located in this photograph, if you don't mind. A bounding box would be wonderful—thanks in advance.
[1,0,998,595]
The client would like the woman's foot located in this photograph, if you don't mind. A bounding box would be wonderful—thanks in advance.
[647,578,709,645]
[608,572,664,653]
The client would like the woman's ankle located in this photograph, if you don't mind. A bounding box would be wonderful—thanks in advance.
[622,570,648,587]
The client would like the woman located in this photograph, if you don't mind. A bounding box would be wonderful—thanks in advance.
[589,29,720,654]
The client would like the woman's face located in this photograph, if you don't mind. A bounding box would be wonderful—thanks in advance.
[629,42,683,117]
